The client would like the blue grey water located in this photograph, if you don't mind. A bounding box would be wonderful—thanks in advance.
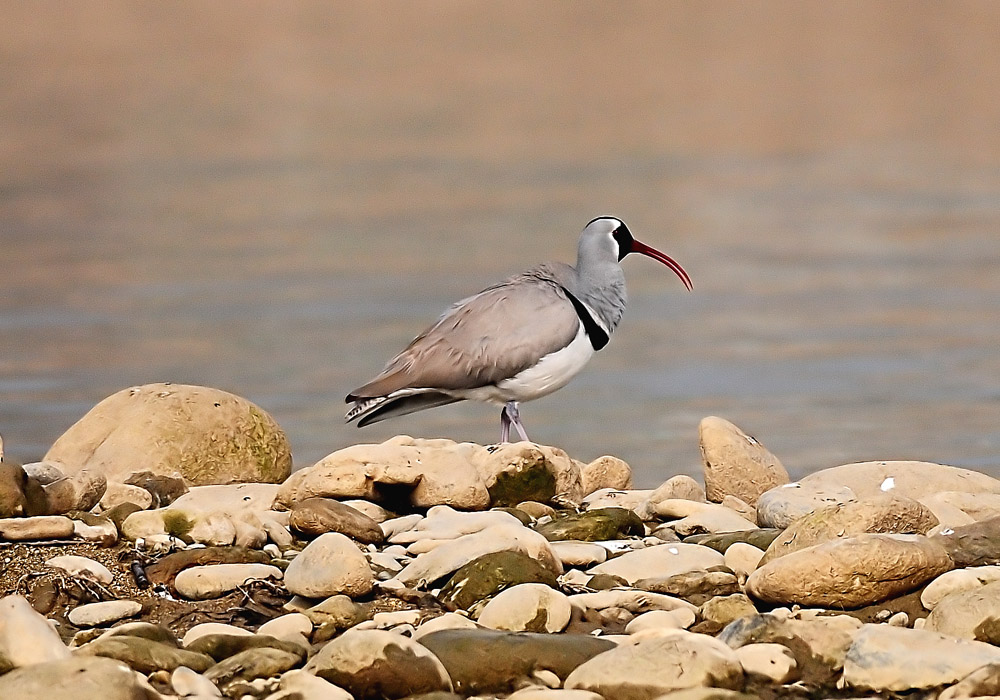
[1,4,998,485]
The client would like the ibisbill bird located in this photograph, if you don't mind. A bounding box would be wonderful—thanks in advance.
[346,216,692,442]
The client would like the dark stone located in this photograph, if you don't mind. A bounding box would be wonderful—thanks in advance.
[104,502,144,532]
[289,497,384,543]
[204,647,302,685]
[586,573,629,590]
[487,460,556,507]
[0,463,28,517]
[419,628,616,695]
[144,546,271,588]
[76,635,214,673]
[635,568,740,605]
[438,550,558,610]
[931,516,1000,568]
[684,528,783,553]
[491,506,533,526]
[186,633,305,661]
[535,507,644,542]
[124,471,188,508]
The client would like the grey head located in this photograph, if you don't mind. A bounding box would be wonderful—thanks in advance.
[568,216,693,335]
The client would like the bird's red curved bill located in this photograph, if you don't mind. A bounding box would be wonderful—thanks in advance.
[631,240,693,291]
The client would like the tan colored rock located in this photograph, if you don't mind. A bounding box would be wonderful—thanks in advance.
[99,482,153,511]
[305,629,453,697]
[289,497,384,543]
[174,563,283,600]
[921,491,1000,524]
[284,532,374,599]
[0,656,160,700]
[735,643,799,684]
[755,483,857,529]
[747,533,953,608]
[760,493,940,565]
[0,515,75,541]
[588,542,724,585]
[649,474,706,504]
[699,416,788,505]
[565,631,743,696]
[581,455,632,495]
[477,583,572,633]
[42,469,107,514]
[800,460,1000,500]
[44,383,290,485]
[0,595,70,671]
[922,566,1000,610]
[844,623,1000,692]
[925,579,1000,639]
[275,436,491,510]
[699,593,758,627]
[724,542,764,580]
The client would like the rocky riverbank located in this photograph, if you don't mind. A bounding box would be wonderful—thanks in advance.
[3,383,1000,699]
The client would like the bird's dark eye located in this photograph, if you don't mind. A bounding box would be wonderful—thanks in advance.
[612,224,633,260]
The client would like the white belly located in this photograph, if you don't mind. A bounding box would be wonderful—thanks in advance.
[456,324,595,404]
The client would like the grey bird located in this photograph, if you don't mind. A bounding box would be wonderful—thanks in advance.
[346,216,692,442]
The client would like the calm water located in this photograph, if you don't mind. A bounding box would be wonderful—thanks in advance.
[2,3,999,485]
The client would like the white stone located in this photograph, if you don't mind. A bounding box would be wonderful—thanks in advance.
[284,532,374,599]
[0,595,70,668]
[921,565,1000,610]
[171,665,222,697]
[45,555,114,584]
[67,600,142,627]
[412,612,479,641]
[258,613,313,641]
[569,589,697,614]
[551,541,607,567]
[392,523,560,587]
[273,668,354,700]
[477,583,571,633]
[735,642,798,683]
[725,542,765,580]
[587,542,724,584]
[390,506,523,545]
[624,608,696,634]
[182,622,254,646]
[174,563,283,600]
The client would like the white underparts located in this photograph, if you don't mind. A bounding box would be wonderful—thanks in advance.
[457,323,595,404]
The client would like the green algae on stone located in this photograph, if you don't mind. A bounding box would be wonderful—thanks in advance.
[685,528,783,554]
[438,550,558,611]
[487,460,556,507]
[535,507,644,542]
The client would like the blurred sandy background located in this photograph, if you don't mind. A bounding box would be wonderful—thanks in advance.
[2,1,998,484]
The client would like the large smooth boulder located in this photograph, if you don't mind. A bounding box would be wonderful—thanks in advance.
[699,416,788,506]
[44,383,291,485]
[747,533,953,608]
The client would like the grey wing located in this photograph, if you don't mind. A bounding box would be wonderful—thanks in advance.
[347,267,581,400]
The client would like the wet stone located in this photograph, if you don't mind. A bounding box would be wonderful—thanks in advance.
[289,496,385,543]
[535,507,644,542]
[438,550,558,611]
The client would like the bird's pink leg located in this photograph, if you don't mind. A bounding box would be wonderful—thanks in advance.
[503,401,530,442]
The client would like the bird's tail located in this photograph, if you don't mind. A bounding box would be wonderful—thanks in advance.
[345,390,462,427]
